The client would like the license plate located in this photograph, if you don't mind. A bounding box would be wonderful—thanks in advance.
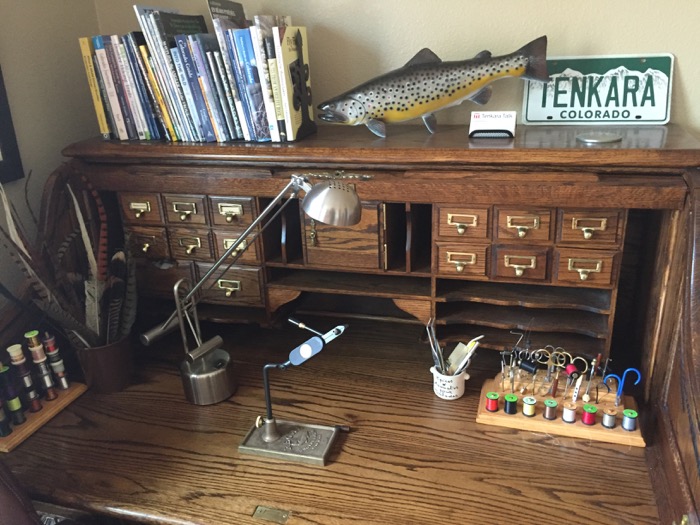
[522,54,673,125]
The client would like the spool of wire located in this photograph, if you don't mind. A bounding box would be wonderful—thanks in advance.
[504,393,518,415]
[522,396,537,417]
[485,391,499,412]
[562,402,577,423]
[543,398,558,420]
[581,404,597,426]
[602,408,618,429]
[622,409,638,432]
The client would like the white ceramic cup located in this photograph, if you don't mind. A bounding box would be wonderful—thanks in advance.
[430,366,469,400]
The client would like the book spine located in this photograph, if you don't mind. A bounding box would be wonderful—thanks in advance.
[188,35,229,142]
[78,37,111,139]
[225,28,255,141]
[273,28,294,141]
[139,45,176,141]
[175,35,216,143]
[91,35,129,140]
[232,28,271,142]
[123,33,161,140]
[92,55,118,139]
[264,35,287,142]
[213,51,243,140]
[171,46,204,141]
[207,50,240,140]
[102,35,138,139]
[212,18,250,141]
[250,25,280,142]
[113,36,148,139]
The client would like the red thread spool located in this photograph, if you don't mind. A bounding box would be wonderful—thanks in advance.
[582,404,597,426]
[565,363,579,377]
[485,391,499,412]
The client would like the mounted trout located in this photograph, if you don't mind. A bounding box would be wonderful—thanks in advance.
[318,35,549,138]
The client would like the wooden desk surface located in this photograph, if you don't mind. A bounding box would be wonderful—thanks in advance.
[4,320,658,525]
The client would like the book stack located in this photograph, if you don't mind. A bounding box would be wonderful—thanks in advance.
[79,2,316,143]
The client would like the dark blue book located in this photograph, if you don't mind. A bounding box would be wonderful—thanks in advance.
[123,32,161,140]
[231,28,270,141]
[175,34,216,142]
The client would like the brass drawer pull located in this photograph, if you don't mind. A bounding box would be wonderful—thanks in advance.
[572,217,608,240]
[446,251,476,273]
[567,258,602,281]
[504,255,537,277]
[218,203,243,223]
[217,279,241,297]
[129,201,151,219]
[506,215,540,238]
[447,213,478,235]
[173,201,198,221]
[178,237,201,255]
[136,235,156,253]
[223,238,248,257]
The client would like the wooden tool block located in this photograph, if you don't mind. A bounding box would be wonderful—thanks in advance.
[475,372,645,447]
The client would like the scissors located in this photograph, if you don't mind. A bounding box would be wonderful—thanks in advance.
[604,368,642,407]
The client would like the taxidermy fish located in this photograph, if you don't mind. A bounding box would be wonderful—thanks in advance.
[318,35,548,138]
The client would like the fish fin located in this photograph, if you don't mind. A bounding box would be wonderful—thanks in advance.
[518,35,549,82]
[405,48,441,67]
[366,119,387,138]
[468,86,492,105]
[422,114,437,134]
[473,50,492,60]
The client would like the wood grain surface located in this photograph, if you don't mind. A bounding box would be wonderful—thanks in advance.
[4,319,658,524]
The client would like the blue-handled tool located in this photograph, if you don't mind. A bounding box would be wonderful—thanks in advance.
[604,368,641,407]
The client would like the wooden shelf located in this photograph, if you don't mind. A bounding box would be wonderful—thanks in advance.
[436,280,612,314]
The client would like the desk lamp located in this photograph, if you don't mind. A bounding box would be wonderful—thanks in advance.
[140,175,362,406]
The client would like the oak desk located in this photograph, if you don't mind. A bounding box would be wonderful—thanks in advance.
[5,320,658,525]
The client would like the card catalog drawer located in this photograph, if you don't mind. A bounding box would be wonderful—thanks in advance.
[119,192,163,225]
[195,263,263,306]
[209,196,256,227]
[557,209,626,246]
[127,226,169,260]
[494,207,553,242]
[212,229,259,264]
[163,194,208,225]
[436,243,488,277]
[168,227,213,261]
[554,248,618,288]
[492,245,550,282]
[436,206,490,239]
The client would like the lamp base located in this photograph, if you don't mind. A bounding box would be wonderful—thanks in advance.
[238,418,340,466]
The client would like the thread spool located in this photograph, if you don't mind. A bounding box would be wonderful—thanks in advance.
[621,409,638,432]
[602,407,618,429]
[565,363,579,377]
[562,402,577,423]
[522,396,537,417]
[543,398,558,420]
[582,404,597,426]
[24,330,41,348]
[504,393,518,415]
[485,391,499,412]
[0,402,12,437]
[519,360,538,374]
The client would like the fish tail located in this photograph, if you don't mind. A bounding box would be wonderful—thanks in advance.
[518,35,549,82]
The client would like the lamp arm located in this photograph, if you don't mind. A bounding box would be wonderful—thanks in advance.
[140,176,306,346]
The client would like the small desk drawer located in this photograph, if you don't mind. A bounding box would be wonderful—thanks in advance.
[554,248,618,288]
[492,245,550,282]
[195,264,263,306]
[209,196,256,227]
[212,229,259,264]
[495,207,553,242]
[168,227,213,261]
[557,209,625,246]
[163,194,208,225]
[127,226,169,260]
[119,193,163,225]
[436,243,488,277]
[437,206,490,239]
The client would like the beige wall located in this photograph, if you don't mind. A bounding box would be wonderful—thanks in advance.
[0,0,699,299]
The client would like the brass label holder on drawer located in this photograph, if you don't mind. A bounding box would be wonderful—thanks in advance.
[223,238,247,257]
[179,236,201,255]
[506,215,540,238]
[129,201,151,219]
[504,255,537,277]
[173,201,198,221]
[217,279,241,297]
[572,217,608,240]
[447,213,478,235]
[568,258,602,281]
[218,203,243,223]
[447,251,476,273]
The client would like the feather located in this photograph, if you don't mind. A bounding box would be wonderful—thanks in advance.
[0,226,53,301]
[117,254,138,341]
[103,251,127,343]
[0,182,31,259]
[79,174,109,282]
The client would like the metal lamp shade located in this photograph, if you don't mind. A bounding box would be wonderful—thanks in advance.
[301,180,362,226]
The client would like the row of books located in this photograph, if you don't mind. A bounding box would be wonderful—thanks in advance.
[79,2,316,143]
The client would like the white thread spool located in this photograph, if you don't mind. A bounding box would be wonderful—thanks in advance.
[562,402,577,423]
